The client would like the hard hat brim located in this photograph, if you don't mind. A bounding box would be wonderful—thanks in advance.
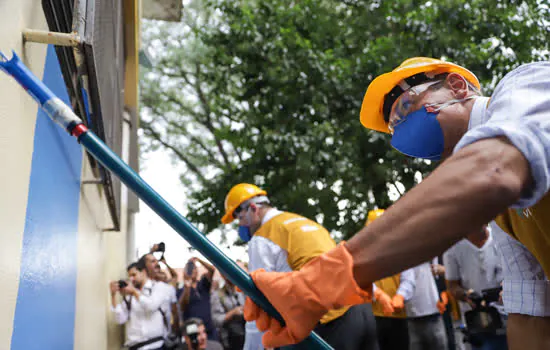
[360,62,480,134]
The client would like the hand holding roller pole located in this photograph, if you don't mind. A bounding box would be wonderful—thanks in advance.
[0,50,333,350]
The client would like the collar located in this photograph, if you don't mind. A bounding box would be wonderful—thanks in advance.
[467,96,491,131]
[261,208,283,226]
[142,278,153,289]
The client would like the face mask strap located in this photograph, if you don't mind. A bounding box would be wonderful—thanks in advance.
[426,95,477,112]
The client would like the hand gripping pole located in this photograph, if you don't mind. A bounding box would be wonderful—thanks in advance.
[0,51,333,350]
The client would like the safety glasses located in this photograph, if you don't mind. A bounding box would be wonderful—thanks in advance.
[389,80,442,133]
[233,202,250,219]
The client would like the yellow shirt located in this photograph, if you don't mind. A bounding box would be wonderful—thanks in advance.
[372,275,407,318]
[495,192,550,279]
[254,211,350,324]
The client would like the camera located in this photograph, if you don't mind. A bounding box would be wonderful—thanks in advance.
[118,280,128,289]
[186,323,200,350]
[185,260,196,276]
[157,242,165,253]
[461,287,505,347]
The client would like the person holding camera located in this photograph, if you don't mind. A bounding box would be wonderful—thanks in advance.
[444,225,507,350]
[150,243,179,287]
[110,261,168,350]
[211,273,246,350]
[138,250,181,348]
[182,318,224,350]
[179,257,219,341]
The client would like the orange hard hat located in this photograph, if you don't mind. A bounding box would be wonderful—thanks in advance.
[221,183,267,224]
[360,57,480,134]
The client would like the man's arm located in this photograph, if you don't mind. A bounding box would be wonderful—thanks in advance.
[109,281,129,324]
[196,257,215,280]
[178,277,192,312]
[447,280,474,307]
[396,268,416,301]
[346,137,532,289]
[111,302,130,324]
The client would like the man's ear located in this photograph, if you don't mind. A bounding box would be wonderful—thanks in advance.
[445,73,468,99]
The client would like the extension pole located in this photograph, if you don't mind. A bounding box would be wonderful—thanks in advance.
[0,51,333,350]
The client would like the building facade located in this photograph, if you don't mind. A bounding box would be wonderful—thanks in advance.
[0,1,142,349]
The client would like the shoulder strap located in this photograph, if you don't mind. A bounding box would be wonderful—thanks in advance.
[158,307,169,330]
[218,289,230,312]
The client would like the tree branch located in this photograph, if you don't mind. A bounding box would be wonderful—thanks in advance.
[194,62,233,169]
[141,122,209,185]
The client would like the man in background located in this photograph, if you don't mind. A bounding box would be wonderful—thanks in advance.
[179,257,219,341]
[139,252,181,344]
[182,318,224,350]
[444,225,507,350]
[110,262,166,350]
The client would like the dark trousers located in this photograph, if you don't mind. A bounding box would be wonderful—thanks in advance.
[375,316,409,350]
[314,303,379,350]
[279,304,379,350]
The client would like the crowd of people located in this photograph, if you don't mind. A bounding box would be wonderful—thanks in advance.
[109,189,508,350]
[109,244,244,350]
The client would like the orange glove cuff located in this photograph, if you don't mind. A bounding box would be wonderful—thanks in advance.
[300,242,373,309]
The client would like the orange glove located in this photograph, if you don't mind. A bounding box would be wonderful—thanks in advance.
[437,291,449,314]
[244,243,372,348]
[391,294,405,311]
[374,288,395,316]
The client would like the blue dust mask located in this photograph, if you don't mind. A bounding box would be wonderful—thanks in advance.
[238,226,252,242]
[390,106,444,160]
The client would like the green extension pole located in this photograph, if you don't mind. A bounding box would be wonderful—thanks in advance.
[0,50,333,350]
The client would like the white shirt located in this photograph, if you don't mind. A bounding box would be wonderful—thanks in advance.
[156,281,177,331]
[111,279,167,349]
[454,63,550,316]
[404,263,440,318]
[246,208,289,350]
[443,230,503,313]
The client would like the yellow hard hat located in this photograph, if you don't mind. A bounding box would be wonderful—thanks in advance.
[221,183,267,224]
[360,57,480,134]
[365,209,385,226]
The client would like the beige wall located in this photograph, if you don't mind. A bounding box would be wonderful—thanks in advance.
[0,1,136,349]
[74,155,129,350]
[0,1,48,348]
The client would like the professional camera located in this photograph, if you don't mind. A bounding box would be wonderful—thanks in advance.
[185,323,200,350]
[118,280,128,289]
[461,287,505,347]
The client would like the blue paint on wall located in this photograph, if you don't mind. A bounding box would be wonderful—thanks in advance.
[11,45,82,350]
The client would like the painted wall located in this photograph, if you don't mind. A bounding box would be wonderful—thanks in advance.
[0,1,135,349]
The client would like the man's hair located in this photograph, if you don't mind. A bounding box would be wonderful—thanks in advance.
[137,253,151,271]
[127,261,144,272]
[183,317,204,336]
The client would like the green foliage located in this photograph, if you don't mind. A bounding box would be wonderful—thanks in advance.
[140,0,549,240]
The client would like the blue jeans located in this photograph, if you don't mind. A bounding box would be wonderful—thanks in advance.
[471,334,508,350]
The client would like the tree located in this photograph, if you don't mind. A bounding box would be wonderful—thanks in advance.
[140,0,549,239]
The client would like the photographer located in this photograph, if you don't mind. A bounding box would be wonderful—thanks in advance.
[443,226,507,350]
[211,274,246,350]
[182,318,223,350]
[110,262,167,350]
[179,257,219,341]
[139,249,181,348]
[150,243,179,287]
